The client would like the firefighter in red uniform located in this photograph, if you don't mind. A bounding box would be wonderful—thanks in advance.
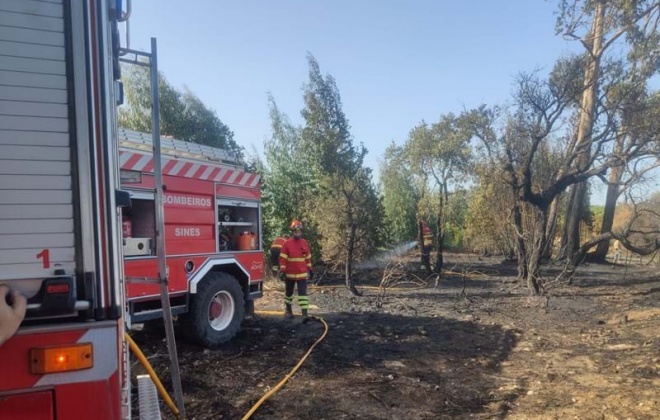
[0,284,26,345]
[420,221,433,273]
[279,219,313,323]
[269,234,289,275]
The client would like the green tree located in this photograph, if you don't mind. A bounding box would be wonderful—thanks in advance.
[403,114,472,274]
[300,54,384,294]
[444,189,469,249]
[119,65,242,159]
[464,179,518,257]
[260,95,316,254]
[380,143,420,245]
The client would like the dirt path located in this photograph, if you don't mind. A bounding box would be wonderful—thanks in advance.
[131,253,660,419]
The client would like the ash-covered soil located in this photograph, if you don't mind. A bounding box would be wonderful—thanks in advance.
[130,252,660,419]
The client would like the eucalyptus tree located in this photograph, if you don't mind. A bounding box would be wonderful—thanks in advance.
[556,0,660,256]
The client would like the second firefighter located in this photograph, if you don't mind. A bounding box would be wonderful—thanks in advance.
[279,219,313,323]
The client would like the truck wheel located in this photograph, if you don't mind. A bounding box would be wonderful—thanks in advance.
[184,272,244,347]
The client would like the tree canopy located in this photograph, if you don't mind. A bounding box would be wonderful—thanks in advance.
[260,55,385,294]
[119,65,242,159]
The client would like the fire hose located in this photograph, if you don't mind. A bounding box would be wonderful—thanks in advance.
[241,313,329,420]
[125,312,327,420]
[125,333,181,419]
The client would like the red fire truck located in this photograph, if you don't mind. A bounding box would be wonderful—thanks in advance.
[118,128,264,347]
[0,0,129,418]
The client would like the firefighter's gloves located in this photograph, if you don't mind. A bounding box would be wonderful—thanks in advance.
[278,271,287,282]
[0,284,27,345]
[308,270,314,281]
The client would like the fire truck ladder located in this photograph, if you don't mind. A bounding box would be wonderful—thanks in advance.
[119,38,186,418]
[117,127,242,167]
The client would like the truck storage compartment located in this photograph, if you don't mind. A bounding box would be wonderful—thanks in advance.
[216,198,260,252]
[0,0,96,322]
[122,192,155,257]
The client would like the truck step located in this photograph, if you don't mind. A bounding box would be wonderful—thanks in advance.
[130,304,187,323]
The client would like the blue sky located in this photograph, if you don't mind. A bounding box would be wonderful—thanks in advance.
[125,1,597,191]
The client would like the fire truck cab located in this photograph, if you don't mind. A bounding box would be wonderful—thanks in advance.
[118,129,264,347]
[0,0,128,418]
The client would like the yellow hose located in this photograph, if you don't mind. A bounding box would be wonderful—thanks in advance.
[241,313,329,420]
[252,310,286,316]
[125,333,181,418]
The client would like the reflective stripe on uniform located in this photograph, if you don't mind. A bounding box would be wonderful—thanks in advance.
[271,237,287,250]
[286,272,308,279]
[423,234,433,247]
[297,295,309,309]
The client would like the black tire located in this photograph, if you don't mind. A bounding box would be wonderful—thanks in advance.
[183,272,245,347]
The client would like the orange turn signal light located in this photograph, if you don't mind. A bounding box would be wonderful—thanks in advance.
[30,343,93,374]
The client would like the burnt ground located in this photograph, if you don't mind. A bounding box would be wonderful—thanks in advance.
[130,252,660,419]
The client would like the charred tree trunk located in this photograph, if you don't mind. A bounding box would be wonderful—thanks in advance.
[526,250,541,295]
[542,195,561,260]
[512,200,528,283]
[434,219,444,274]
[525,209,549,295]
[594,134,626,259]
[564,183,589,257]
[434,184,446,274]
[594,174,622,258]
[345,216,361,296]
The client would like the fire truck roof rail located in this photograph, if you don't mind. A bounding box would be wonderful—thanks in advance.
[118,128,241,166]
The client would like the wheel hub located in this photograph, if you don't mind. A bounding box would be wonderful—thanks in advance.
[207,290,235,331]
